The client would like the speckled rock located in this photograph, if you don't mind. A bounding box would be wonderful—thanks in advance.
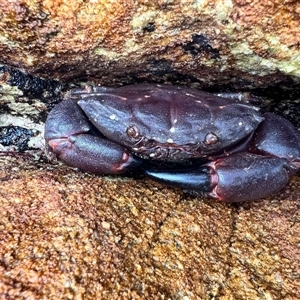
[0,0,300,87]
[0,155,299,299]
[0,2,300,298]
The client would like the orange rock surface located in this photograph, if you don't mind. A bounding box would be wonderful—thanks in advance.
[0,0,299,85]
[0,155,299,299]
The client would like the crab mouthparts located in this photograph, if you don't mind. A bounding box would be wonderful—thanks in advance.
[132,140,196,161]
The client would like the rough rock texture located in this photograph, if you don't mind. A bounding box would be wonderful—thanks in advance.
[0,0,300,87]
[0,155,299,299]
[0,1,300,299]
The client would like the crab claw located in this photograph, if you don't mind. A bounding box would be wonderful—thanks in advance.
[145,153,295,202]
[45,98,141,174]
[145,166,212,191]
[47,135,141,174]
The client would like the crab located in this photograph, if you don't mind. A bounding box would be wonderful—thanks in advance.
[44,84,300,202]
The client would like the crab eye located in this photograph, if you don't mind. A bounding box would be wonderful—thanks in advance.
[205,132,218,145]
[126,125,140,138]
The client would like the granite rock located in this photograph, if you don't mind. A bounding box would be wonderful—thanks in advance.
[0,155,299,299]
[0,0,299,87]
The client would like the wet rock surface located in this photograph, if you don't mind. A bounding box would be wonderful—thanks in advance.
[0,1,300,298]
[0,155,299,299]
[0,1,300,88]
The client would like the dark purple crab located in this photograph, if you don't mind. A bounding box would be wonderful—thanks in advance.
[44,84,300,202]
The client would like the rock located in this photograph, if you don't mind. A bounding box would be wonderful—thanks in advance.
[0,1,300,298]
[0,155,299,299]
[0,1,299,87]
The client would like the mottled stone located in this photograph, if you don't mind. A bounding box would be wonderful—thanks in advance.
[0,0,299,87]
[0,2,300,298]
[0,155,299,299]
